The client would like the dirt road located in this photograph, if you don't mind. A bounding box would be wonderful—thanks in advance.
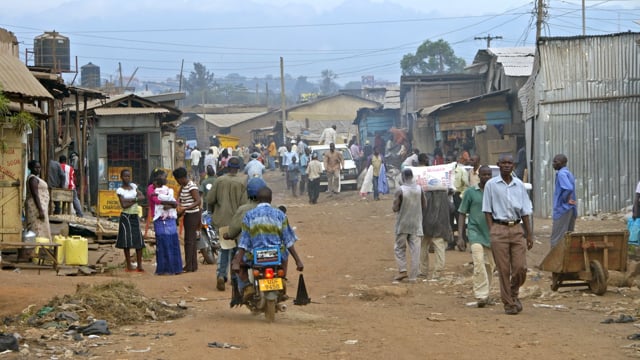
[1,170,639,359]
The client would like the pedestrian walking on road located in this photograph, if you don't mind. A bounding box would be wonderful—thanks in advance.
[324,143,344,195]
[307,152,322,204]
[482,154,533,315]
[205,157,248,291]
[458,165,494,307]
[392,168,426,283]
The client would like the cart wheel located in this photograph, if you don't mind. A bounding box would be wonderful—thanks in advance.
[588,260,608,296]
[551,273,561,291]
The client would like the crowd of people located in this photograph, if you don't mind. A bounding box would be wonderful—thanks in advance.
[22,126,587,317]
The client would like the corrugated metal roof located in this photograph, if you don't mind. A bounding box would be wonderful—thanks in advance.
[486,47,535,77]
[522,32,640,217]
[203,112,267,128]
[8,101,46,117]
[418,89,510,117]
[383,87,401,109]
[0,53,52,99]
[94,107,170,116]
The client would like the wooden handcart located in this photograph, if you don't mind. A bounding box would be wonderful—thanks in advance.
[539,231,628,295]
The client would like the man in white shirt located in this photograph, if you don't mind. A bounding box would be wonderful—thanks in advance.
[319,125,337,145]
[244,153,265,178]
[277,144,288,172]
[190,146,202,183]
[283,145,298,189]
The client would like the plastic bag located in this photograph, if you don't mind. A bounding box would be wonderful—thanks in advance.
[628,218,640,245]
[0,333,19,352]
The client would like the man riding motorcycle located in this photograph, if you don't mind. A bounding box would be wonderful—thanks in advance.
[230,186,304,303]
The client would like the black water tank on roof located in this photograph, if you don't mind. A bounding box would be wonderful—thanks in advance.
[34,31,70,72]
[81,62,100,88]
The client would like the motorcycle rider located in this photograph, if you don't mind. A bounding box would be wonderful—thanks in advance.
[231,186,304,302]
[223,177,268,306]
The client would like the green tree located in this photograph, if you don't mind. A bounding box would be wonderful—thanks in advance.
[401,39,466,75]
[319,69,339,95]
[182,62,215,105]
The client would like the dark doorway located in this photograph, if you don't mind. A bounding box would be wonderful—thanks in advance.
[107,133,148,186]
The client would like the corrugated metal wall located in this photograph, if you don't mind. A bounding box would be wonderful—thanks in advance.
[531,33,640,217]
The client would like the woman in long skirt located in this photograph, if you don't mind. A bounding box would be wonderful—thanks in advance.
[147,169,183,275]
[173,167,201,273]
[116,169,145,272]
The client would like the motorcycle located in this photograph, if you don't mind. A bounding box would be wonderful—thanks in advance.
[243,245,288,322]
[198,210,220,265]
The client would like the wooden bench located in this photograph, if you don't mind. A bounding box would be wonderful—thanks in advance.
[50,189,73,215]
[0,242,61,271]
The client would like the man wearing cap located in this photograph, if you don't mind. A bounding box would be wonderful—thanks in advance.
[206,157,249,291]
[244,152,265,178]
[482,153,533,315]
[363,139,373,166]
[307,151,323,204]
[231,186,304,302]
[223,177,267,305]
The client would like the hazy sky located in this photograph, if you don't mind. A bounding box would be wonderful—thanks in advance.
[1,0,638,88]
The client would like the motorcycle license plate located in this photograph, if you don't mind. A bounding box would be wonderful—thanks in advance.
[258,278,283,291]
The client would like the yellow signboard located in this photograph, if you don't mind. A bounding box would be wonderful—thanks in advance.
[98,190,122,217]
[107,167,132,190]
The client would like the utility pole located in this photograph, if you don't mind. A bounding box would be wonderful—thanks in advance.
[582,0,586,35]
[536,0,546,42]
[118,62,123,94]
[474,34,502,48]
[280,57,286,145]
[178,59,184,92]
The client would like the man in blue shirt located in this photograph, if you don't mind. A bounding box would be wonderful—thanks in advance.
[231,186,304,298]
[550,154,576,248]
[482,154,533,315]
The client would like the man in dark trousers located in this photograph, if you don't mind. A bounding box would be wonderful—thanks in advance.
[550,154,576,248]
[48,158,65,214]
[482,154,533,315]
[416,153,452,280]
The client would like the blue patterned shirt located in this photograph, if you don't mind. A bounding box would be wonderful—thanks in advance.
[239,203,298,260]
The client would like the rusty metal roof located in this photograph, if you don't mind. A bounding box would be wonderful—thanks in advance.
[0,53,52,100]
[418,89,510,117]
